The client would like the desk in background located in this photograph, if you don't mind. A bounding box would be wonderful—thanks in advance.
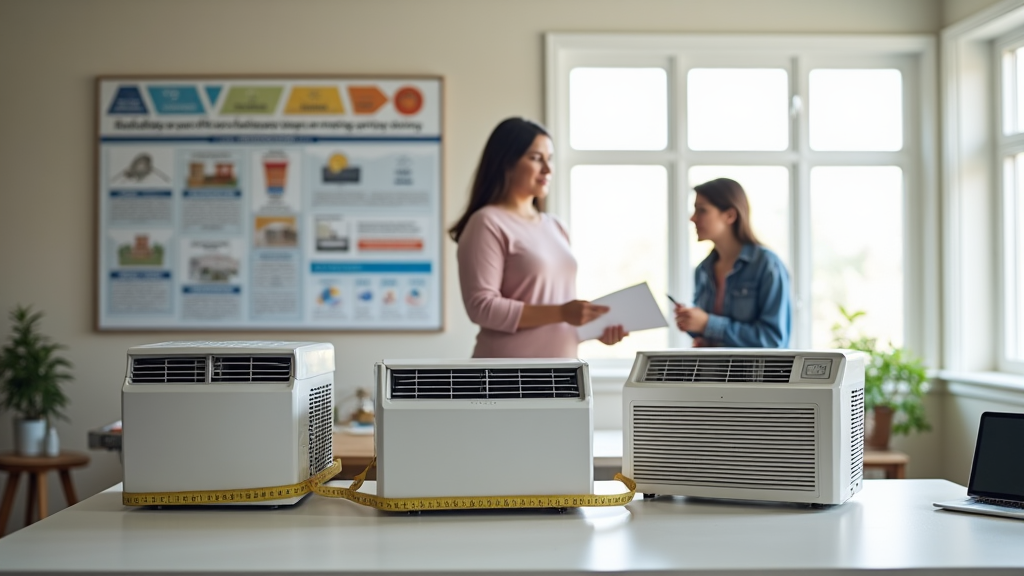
[332,428,375,480]
[1,479,1021,575]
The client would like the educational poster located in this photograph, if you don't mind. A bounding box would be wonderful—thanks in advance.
[97,77,443,330]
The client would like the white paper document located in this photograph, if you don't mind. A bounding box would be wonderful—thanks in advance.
[576,282,669,341]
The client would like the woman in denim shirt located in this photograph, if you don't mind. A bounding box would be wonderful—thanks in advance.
[674,178,792,348]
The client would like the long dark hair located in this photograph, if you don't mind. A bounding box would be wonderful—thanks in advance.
[693,178,761,246]
[449,117,550,242]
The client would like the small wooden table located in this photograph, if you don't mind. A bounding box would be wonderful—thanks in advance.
[863,449,909,479]
[0,450,90,536]
[332,428,375,480]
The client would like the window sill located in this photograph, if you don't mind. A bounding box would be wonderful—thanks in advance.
[938,370,1024,406]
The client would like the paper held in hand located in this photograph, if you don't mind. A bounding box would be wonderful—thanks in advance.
[576,282,669,341]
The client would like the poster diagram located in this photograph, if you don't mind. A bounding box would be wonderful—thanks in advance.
[96,77,443,330]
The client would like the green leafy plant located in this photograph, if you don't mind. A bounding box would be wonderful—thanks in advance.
[831,305,930,436]
[0,305,72,421]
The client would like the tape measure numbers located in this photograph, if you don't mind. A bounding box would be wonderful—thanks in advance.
[123,458,637,511]
[122,460,343,506]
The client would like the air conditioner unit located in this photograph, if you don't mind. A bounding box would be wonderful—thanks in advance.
[624,349,865,506]
[375,358,593,499]
[122,341,335,505]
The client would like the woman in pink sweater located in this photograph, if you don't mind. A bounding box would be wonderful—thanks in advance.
[450,118,627,358]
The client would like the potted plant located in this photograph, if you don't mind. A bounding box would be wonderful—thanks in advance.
[0,305,72,456]
[831,306,930,450]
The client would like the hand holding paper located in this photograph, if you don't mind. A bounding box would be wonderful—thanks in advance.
[576,282,669,341]
[560,300,610,326]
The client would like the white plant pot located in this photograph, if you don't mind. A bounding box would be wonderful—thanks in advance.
[16,418,47,456]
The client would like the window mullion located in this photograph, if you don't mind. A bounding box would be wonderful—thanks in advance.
[793,54,812,349]
[669,53,688,349]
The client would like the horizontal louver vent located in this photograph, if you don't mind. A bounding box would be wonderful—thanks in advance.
[631,405,817,491]
[390,368,581,399]
[211,356,292,382]
[850,388,865,484]
[644,355,795,383]
[131,356,207,383]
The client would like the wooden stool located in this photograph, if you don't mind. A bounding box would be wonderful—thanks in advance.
[864,449,909,479]
[0,451,90,537]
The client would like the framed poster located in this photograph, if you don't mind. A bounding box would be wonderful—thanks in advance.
[96,76,443,331]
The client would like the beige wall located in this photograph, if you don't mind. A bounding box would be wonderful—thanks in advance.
[0,0,1005,534]
[941,390,1024,485]
[944,0,1007,25]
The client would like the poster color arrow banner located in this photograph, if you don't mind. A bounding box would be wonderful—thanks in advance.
[348,86,388,114]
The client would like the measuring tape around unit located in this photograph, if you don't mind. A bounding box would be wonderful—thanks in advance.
[122,457,637,511]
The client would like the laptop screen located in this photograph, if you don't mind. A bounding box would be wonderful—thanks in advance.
[968,412,1024,501]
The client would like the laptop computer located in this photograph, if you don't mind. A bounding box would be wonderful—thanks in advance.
[933,411,1024,520]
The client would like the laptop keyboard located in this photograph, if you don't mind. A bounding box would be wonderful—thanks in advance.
[974,497,1024,509]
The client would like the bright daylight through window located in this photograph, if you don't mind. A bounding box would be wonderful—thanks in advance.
[999,39,1024,367]
[553,36,922,360]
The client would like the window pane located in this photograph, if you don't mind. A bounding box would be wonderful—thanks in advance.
[809,69,903,151]
[687,69,789,151]
[687,166,790,274]
[1010,154,1024,360]
[1015,48,1024,134]
[571,165,669,359]
[810,166,903,349]
[569,68,668,150]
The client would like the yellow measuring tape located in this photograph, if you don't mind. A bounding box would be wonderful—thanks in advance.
[123,458,637,511]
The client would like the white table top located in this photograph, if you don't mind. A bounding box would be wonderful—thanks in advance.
[1,479,1023,575]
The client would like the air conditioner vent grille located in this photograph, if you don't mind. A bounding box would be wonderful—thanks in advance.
[211,356,292,382]
[850,388,865,483]
[631,405,817,491]
[643,355,795,383]
[308,383,333,476]
[390,368,581,399]
[130,356,207,383]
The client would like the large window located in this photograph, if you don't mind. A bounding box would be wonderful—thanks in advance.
[547,34,936,361]
[996,30,1024,372]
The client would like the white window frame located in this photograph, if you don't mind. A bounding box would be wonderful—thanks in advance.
[545,33,939,371]
[943,0,1024,378]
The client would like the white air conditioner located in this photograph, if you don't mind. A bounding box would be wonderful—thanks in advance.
[375,358,593,499]
[122,341,335,505]
[624,349,865,506]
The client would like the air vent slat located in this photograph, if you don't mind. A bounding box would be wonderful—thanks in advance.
[635,445,816,454]
[390,368,581,400]
[635,421,816,428]
[643,355,794,383]
[633,411,815,419]
[307,382,333,477]
[634,448,816,458]
[851,388,865,483]
[211,356,292,382]
[631,404,817,491]
[635,467,817,479]
[633,408,807,416]
[130,356,207,383]
[637,477,816,489]
[635,432,811,439]
[635,461,817,472]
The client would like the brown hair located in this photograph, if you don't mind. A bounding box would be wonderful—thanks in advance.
[693,177,761,246]
[448,117,550,242]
